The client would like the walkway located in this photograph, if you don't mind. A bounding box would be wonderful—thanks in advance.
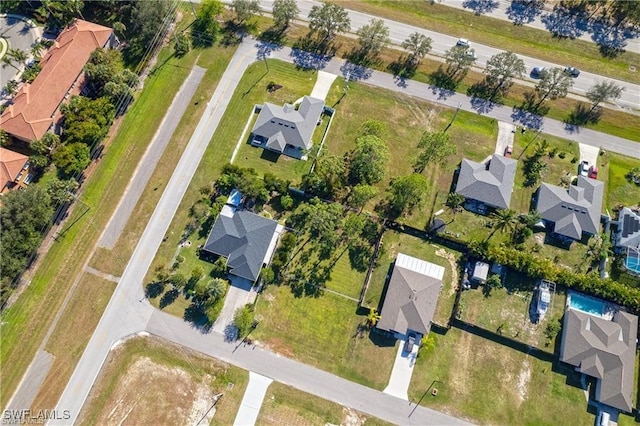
[98,66,206,248]
[233,372,272,426]
[383,341,418,401]
[310,70,338,100]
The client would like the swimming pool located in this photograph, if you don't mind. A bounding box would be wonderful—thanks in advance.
[569,292,605,317]
[625,254,640,274]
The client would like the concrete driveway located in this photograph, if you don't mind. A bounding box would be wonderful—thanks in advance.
[233,372,273,426]
[579,143,601,171]
[383,340,418,401]
[212,275,256,335]
[310,70,337,101]
[0,14,40,88]
[495,121,515,156]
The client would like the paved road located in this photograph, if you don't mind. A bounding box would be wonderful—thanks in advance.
[0,14,40,88]
[252,0,640,112]
[50,40,260,426]
[99,66,206,248]
[50,36,638,425]
[439,0,640,55]
[146,309,472,426]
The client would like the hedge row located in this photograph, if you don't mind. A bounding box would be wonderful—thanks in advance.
[466,241,640,314]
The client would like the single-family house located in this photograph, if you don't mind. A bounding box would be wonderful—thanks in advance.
[560,304,637,412]
[251,96,324,159]
[536,176,604,241]
[0,19,114,143]
[376,253,445,338]
[455,154,517,211]
[202,209,283,282]
[613,207,640,275]
[0,147,30,194]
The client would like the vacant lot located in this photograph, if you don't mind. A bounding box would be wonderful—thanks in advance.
[77,336,248,425]
[366,230,460,327]
[602,152,640,209]
[409,327,593,425]
[459,270,567,349]
[257,382,391,426]
[253,285,397,390]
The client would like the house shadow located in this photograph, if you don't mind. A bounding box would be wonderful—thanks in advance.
[260,149,281,163]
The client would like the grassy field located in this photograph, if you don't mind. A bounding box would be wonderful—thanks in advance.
[0,24,207,406]
[366,230,459,326]
[338,0,640,85]
[459,270,567,349]
[77,336,249,426]
[257,382,392,426]
[253,285,397,390]
[603,152,640,210]
[409,327,594,425]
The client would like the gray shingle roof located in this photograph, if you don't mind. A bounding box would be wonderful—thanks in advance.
[252,96,324,151]
[455,154,517,209]
[615,207,640,249]
[377,253,445,335]
[560,308,638,412]
[202,211,279,282]
[536,176,604,239]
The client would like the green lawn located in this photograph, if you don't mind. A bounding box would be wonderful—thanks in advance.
[459,270,567,349]
[340,0,640,85]
[257,382,392,426]
[409,327,593,425]
[253,285,397,390]
[366,230,459,326]
[602,152,640,210]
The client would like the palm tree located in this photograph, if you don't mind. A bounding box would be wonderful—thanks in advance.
[487,208,517,240]
[207,278,227,301]
[366,308,381,328]
[31,42,45,59]
[519,211,542,229]
[446,192,465,219]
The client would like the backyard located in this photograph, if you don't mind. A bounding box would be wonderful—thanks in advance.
[366,230,460,327]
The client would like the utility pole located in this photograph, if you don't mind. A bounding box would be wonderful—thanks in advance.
[443,102,462,133]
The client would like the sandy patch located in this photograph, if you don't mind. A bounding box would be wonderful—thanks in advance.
[341,407,366,426]
[435,247,459,296]
[516,359,531,406]
[96,356,216,426]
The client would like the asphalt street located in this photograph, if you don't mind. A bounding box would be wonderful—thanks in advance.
[254,0,640,112]
[0,15,40,88]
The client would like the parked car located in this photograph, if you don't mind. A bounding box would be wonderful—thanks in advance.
[504,145,513,158]
[588,165,598,179]
[563,66,580,77]
[531,67,547,78]
[579,160,589,177]
[404,333,416,353]
[466,48,478,60]
[456,38,470,48]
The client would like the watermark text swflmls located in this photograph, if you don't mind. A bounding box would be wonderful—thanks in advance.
[2,410,71,424]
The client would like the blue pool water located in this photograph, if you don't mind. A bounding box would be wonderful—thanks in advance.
[625,254,640,274]
[569,292,605,317]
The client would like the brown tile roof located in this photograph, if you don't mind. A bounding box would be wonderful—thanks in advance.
[0,19,113,142]
[0,147,29,190]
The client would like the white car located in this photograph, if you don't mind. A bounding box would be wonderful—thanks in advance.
[579,160,589,177]
[456,38,470,48]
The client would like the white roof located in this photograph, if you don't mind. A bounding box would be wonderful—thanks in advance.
[395,253,445,280]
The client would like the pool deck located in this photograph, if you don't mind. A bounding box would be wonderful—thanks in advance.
[566,291,616,321]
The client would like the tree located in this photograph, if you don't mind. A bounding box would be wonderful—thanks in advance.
[348,184,377,211]
[356,18,390,59]
[586,80,624,114]
[413,131,457,173]
[544,316,562,343]
[446,192,465,217]
[272,0,298,29]
[626,167,640,185]
[483,51,526,97]
[231,0,261,24]
[37,0,84,29]
[366,308,381,327]
[45,177,78,204]
[483,274,502,296]
[387,174,429,216]
[207,278,227,300]
[60,96,115,146]
[174,32,191,57]
[52,143,90,176]
[358,119,386,139]
[348,135,389,185]
[487,208,517,240]
[280,194,294,210]
[31,132,61,155]
[444,45,476,77]
[534,67,573,107]
[316,154,346,196]
[308,2,351,44]
[193,0,224,47]
[402,32,432,65]
[234,304,256,338]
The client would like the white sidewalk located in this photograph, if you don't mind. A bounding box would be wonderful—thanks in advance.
[383,341,418,401]
[233,372,273,426]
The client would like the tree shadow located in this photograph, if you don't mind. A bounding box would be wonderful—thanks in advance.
[340,61,373,82]
[349,244,372,273]
[159,288,179,309]
[541,5,586,39]
[462,0,499,15]
[511,107,544,131]
[589,20,628,57]
[387,55,418,88]
[428,66,458,100]
[564,103,602,130]
[145,281,166,298]
[184,302,213,331]
[506,0,544,25]
[290,34,334,70]
[467,82,498,114]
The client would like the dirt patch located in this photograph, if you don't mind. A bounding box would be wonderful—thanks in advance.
[516,358,531,406]
[341,407,366,426]
[95,356,216,425]
[435,247,459,296]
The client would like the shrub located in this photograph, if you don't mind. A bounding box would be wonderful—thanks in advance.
[234,304,256,338]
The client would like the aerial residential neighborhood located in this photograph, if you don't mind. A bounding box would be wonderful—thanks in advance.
[1,1,639,426]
